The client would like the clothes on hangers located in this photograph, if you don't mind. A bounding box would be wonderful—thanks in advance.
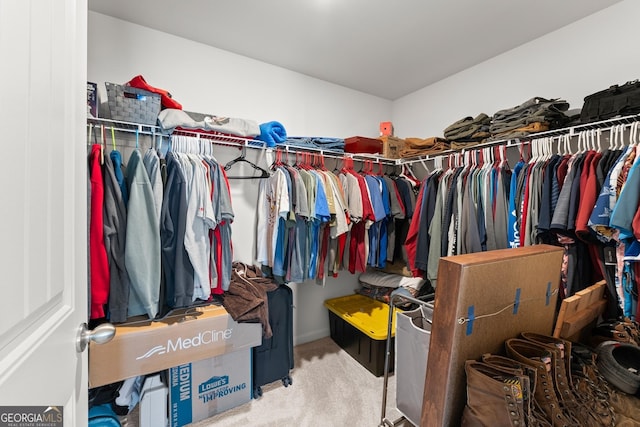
[102,150,130,323]
[160,147,235,312]
[94,132,237,323]
[256,157,415,283]
[89,144,110,320]
[124,149,161,320]
[409,127,640,319]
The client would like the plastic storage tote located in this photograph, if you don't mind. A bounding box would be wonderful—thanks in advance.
[324,294,400,376]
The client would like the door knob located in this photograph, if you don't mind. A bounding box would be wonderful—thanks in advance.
[76,322,116,352]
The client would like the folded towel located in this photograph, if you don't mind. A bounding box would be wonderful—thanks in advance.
[256,121,287,147]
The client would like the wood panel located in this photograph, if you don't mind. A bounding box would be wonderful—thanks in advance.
[421,245,564,427]
[553,280,607,340]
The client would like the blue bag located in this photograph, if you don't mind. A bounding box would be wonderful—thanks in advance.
[88,404,121,427]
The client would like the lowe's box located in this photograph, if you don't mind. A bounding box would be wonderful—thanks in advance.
[169,349,252,427]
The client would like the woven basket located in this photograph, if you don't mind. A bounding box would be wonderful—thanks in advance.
[105,82,161,125]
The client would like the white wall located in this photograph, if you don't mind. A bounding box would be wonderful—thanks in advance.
[89,0,640,346]
[392,0,640,139]
[88,11,392,345]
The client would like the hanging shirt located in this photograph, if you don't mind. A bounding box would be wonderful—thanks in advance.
[110,149,128,206]
[256,168,289,268]
[160,153,195,309]
[125,149,161,319]
[143,148,163,225]
[89,144,110,320]
[183,155,215,301]
[611,145,640,240]
[588,150,622,242]
[102,152,130,323]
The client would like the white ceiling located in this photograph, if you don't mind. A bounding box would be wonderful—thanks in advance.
[88,0,621,100]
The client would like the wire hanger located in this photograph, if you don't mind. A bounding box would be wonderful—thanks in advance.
[111,127,117,152]
[224,143,270,179]
[100,125,105,164]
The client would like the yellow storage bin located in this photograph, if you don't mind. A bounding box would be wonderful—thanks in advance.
[324,294,400,376]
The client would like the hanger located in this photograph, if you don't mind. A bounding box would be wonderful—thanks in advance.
[433,155,443,172]
[224,144,270,179]
[630,122,638,148]
[100,125,105,164]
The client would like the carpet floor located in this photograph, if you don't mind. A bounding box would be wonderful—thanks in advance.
[190,336,412,427]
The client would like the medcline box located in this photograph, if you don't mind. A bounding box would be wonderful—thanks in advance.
[89,305,261,388]
[169,349,252,427]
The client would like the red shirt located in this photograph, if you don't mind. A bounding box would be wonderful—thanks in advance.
[89,144,110,319]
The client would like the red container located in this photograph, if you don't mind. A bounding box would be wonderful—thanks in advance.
[344,136,383,155]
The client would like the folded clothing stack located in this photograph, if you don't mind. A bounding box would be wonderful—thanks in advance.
[283,136,345,151]
[398,136,450,158]
[157,108,261,137]
[355,271,426,304]
[443,113,492,149]
[488,96,571,141]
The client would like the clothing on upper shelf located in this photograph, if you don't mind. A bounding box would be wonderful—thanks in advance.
[398,137,450,158]
[488,97,571,141]
[443,113,492,148]
[282,136,345,152]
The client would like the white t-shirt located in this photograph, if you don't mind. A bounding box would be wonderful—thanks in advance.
[256,168,289,267]
[184,154,215,301]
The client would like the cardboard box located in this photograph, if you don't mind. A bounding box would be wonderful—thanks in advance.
[89,305,261,388]
[169,350,252,427]
[379,136,406,159]
[421,245,563,427]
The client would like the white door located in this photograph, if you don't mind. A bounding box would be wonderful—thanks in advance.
[0,0,89,425]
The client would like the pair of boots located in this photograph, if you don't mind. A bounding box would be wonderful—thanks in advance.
[461,332,616,427]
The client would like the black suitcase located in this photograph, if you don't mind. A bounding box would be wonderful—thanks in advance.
[252,284,294,398]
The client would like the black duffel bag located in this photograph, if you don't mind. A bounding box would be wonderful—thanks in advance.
[580,80,640,123]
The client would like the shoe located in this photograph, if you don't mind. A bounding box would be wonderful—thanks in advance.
[610,390,640,422]
[461,360,528,427]
[481,353,552,427]
[505,338,579,427]
[520,332,615,426]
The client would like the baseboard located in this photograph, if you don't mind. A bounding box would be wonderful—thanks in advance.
[294,328,330,347]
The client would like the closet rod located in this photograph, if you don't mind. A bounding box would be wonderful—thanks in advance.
[400,113,640,166]
[87,117,158,137]
[275,145,397,165]
[88,117,397,165]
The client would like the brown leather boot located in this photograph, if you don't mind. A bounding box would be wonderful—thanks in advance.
[520,332,615,426]
[461,360,528,427]
[610,391,640,423]
[569,343,640,423]
[481,353,552,427]
[504,338,579,427]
